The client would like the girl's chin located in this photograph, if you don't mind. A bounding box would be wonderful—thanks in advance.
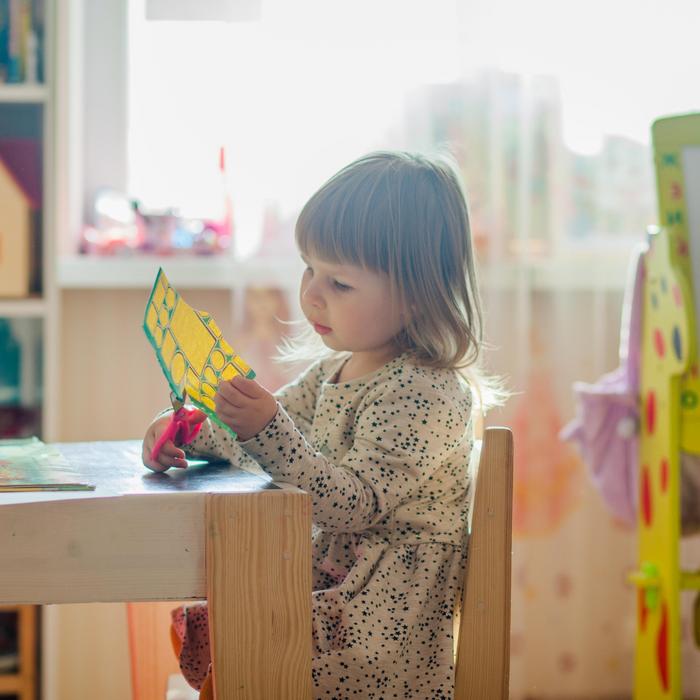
[319,336,346,351]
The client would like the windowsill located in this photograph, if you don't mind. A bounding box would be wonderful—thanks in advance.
[57,255,305,290]
[56,254,629,291]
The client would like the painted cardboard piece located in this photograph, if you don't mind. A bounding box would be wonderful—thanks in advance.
[143,268,255,434]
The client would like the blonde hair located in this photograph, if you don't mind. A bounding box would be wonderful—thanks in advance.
[282,150,503,409]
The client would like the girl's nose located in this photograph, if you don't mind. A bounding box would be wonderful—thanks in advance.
[302,278,325,308]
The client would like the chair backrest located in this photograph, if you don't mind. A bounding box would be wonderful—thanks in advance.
[454,426,514,700]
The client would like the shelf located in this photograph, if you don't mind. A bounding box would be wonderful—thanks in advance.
[0,298,47,318]
[0,84,49,103]
[57,255,305,290]
[0,672,22,693]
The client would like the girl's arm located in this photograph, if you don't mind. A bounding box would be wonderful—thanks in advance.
[239,388,471,532]
[176,359,325,464]
[272,360,326,437]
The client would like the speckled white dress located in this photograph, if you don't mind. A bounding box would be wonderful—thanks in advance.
[183,353,474,700]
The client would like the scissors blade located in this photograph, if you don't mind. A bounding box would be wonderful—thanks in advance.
[170,390,184,413]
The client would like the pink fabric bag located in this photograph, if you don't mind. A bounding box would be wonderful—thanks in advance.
[560,244,646,526]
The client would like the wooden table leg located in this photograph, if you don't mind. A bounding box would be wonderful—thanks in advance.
[206,490,312,700]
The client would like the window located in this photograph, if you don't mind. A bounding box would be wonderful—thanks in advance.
[126,0,700,259]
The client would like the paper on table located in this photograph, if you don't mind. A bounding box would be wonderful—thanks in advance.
[0,437,95,491]
[143,268,255,435]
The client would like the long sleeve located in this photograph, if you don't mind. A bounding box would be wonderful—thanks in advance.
[274,359,326,438]
[182,359,326,463]
[239,383,470,533]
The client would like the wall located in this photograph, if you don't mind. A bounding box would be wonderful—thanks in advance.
[43,604,132,700]
[46,288,234,700]
[59,288,234,441]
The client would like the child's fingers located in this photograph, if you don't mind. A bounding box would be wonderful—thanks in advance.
[230,375,266,399]
[142,440,163,471]
[213,393,244,421]
[143,439,187,472]
[216,380,250,408]
[143,443,170,472]
[159,440,187,462]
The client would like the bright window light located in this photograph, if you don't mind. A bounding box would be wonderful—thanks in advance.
[127,0,700,257]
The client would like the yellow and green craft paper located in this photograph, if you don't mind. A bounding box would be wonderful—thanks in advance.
[143,268,255,435]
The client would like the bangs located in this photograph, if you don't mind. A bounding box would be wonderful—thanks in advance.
[295,158,396,273]
[290,150,490,382]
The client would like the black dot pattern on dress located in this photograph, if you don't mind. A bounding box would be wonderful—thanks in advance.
[180,353,474,699]
[172,603,211,691]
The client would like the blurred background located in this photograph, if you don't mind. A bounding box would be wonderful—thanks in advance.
[2,0,700,698]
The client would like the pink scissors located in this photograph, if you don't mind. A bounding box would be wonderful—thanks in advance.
[151,389,207,463]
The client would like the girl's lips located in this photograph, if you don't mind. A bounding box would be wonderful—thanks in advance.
[313,322,332,335]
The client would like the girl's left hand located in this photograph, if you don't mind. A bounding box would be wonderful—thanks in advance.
[215,375,278,442]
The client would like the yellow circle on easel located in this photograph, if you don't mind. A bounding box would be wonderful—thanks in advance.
[171,352,186,385]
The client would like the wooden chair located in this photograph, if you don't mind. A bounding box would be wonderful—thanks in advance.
[129,427,513,700]
[454,426,514,700]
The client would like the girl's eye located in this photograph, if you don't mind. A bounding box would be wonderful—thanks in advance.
[334,281,351,291]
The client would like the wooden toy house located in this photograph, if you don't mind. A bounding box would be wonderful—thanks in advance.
[0,150,38,298]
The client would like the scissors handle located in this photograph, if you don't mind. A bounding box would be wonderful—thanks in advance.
[151,406,206,463]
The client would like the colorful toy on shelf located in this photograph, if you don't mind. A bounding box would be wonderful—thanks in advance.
[81,148,233,256]
[143,269,255,436]
[81,191,232,257]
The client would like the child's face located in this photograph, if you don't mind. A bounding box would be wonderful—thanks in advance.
[300,252,405,361]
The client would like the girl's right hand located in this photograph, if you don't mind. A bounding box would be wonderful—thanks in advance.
[142,413,188,472]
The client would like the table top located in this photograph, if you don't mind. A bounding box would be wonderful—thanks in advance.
[0,440,295,604]
[0,439,276,506]
[57,439,277,495]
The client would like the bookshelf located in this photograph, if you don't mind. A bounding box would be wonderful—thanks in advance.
[0,0,58,698]
[0,606,38,700]
[0,0,58,442]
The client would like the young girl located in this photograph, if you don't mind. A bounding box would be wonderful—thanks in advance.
[143,151,495,700]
